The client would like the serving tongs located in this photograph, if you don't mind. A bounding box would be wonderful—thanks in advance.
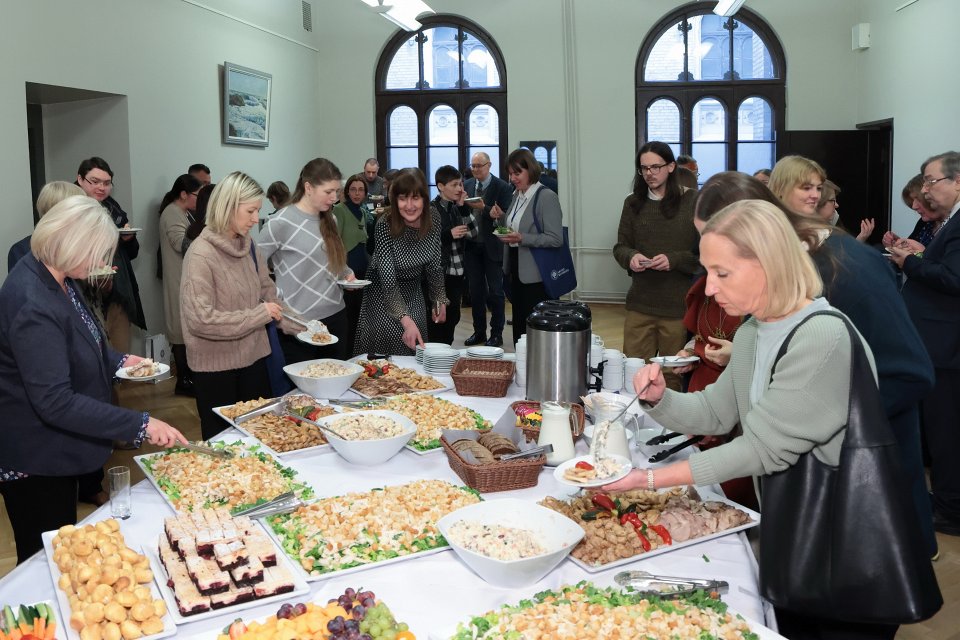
[282,411,348,440]
[181,441,234,459]
[233,397,284,424]
[645,431,683,446]
[648,435,704,463]
[499,444,554,461]
[326,397,389,408]
[615,570,728,599]
[233,491,302,518]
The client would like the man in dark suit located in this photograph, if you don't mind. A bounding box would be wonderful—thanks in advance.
[891,150,960,536]
[463,152,514,347]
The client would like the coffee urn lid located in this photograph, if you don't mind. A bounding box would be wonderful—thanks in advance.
[527,309,590,332]
[534,299,592,319]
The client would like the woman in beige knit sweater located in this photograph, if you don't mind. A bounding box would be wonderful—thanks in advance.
[180,172,287,440]
[613,141,699,390]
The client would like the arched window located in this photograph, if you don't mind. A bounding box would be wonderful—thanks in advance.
[376,16,507,194]
[636,3,785,183]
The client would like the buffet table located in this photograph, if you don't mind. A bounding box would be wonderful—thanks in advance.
[0,357,777,639]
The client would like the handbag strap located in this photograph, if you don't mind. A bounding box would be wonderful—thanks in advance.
[770,309,890,448]
[530,187,545,234]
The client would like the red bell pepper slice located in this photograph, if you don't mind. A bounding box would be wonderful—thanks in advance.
[650,523,672,545]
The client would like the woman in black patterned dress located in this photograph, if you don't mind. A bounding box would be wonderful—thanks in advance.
[355,171,448,355]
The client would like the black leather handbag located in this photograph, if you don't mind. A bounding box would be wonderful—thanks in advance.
[759,311,942,624]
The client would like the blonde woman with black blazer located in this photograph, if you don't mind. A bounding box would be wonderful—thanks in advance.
[492,148,563,343]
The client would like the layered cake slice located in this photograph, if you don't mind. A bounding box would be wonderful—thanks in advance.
[230,554,264,587]
[253,565,295,598]
[184,553,230,595]
[213,539,249,571]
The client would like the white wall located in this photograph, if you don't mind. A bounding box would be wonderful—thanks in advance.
[0,0,323,339]
[854,0,960,236]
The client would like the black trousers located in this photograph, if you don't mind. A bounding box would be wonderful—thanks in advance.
[0,474,78,564]
[463,242,505,337]
[924,367,960,521]
[508,247,550,345]
[426,274,464,345]
[193,358,272,440]
[342,290,364,359]
[278,307,349,364]
[775,608,897,640]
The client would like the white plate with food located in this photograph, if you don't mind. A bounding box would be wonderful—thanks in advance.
[553,454,632,488]
[650,355,700,368]
[337,279,372,289]
[42,523,176,640]
[464,196,484,204]
[295,330,339,346]
[118,228,142,234]
[115,360,171,381]
[492,227,512,236]
[144,523,309,625]
[89,266,117,277]
[231,404,338,458]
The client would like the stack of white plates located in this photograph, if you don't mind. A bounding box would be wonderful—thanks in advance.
[602,348,624,391]
[623,357,646,394]
[515,335,527,388]
[416,342,447,364]
[465,346,504,360]
[423,346,460,375]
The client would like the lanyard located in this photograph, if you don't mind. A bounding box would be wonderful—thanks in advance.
[508,193,527,229]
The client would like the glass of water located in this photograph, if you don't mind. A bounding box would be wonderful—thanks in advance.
[108,466,132,519]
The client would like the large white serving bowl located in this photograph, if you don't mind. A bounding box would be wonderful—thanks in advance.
[316,410,416,465]
[283,359,364,398]
[437,499,585,588]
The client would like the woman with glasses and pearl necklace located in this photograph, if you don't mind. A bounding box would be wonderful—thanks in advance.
[612,141,699,390]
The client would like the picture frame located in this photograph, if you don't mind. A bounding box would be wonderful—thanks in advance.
[222,62,272,147]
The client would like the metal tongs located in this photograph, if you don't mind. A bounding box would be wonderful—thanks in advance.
[648,436,704,463]
[615,570,728,599]
[233,397,284,424]
[326,397,389,408]
[499,444,554,461]
[233,491,303,518]
[282,411,348,440]
[181,442,234,459]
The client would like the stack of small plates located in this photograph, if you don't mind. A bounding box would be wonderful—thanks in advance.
[465,346,504,360]
[416,342,447,365]
[423,346,460,375]
[515,335,527,388]
[602,348,625,392]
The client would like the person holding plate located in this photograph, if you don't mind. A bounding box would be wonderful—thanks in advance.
[0,195,188,564]
[259,158,355,362]
[606,199,941,638]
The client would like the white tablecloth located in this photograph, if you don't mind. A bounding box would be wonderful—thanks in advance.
[0,357,776,639]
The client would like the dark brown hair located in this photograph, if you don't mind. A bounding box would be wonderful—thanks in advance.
[633,141,684,216]
[290,158,347,273]
[506,148,541,184]
[386,171,432,238]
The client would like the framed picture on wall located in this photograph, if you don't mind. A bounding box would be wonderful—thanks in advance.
[222,62,272,147]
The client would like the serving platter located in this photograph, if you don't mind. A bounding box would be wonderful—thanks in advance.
[263,479,481,582]
[134,437,315,514]
[41,527,176,640]
[558,488,761,573]
[143,524,309,625]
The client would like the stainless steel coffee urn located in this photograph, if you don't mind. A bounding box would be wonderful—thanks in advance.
[525,304,602,403]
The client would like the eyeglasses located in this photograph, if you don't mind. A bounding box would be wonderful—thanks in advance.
[470,162,490,169]
[189,191,200,197]
[921,176,952,187]
[83,176,114,188]
[638,163,669,174]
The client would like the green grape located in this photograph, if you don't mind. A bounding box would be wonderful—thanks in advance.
[382,630,397,640]
[397,622,409,632]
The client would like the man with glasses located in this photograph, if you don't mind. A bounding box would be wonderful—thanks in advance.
[463,152,514,347]
[890,150,960,536]
[75,157,146,353]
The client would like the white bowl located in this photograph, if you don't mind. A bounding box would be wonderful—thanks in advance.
[635,427,686,456]
[283,358,364,398]
[582,423,636,446]
[437,499,584,588]
[317,410,416,465]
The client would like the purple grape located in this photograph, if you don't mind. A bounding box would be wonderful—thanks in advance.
[351,605,365,620]
[277,608,293,620]
[327,617,345,633]
[345,619,359,632]
[338,595,354,611]
[344,587,357,600]
[360,635,373,640]
[292,602,307,617]
[362,597,375,609]
[357,590,375,602]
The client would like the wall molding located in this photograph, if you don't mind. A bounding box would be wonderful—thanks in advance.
[180,0,320,52]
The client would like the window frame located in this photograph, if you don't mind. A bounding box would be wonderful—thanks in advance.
[375,16,508,179]
[635,3,786,174]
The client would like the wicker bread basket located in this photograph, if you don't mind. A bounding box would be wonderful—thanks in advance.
[449,358,516,398]
[440,435,545,493]
[510,401,586,443]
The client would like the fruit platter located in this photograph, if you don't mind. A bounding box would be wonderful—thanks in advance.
[135,439,314,514]
[214,587,414,640]
[266,480,481,579]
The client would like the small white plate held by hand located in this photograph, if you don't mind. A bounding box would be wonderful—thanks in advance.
[338,279,371,289]
[651,355,700,368]
[115,361,170,381]
[554,454,632,488]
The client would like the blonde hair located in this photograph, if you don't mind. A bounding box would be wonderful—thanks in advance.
[36,181,85,218]
[703,199,822,319]
[768,155,827,204]
[31,195,118,274]
[205,171,264,234]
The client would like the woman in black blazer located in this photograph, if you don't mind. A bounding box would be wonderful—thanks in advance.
[0,196,187,564]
